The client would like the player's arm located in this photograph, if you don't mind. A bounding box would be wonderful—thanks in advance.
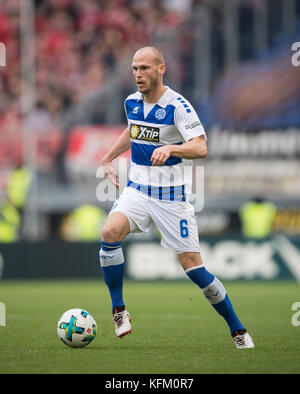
[150,136,207,166]
[170,135,207,159]
[102,127,131,188]
[151,102,207,166]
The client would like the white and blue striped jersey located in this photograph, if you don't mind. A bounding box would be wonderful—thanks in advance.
[124,86,206,201]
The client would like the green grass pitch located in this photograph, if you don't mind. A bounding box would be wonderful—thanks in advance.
[0,279,300,374]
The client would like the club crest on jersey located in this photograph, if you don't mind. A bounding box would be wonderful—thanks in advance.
[130,123,160,142]
[155,108,166,120]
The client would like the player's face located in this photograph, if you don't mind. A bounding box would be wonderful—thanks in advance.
[132,54,164,94]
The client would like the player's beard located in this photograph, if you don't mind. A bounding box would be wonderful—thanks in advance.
[138,71,160,95]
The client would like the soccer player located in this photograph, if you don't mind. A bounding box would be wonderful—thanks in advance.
[99,46,254,349]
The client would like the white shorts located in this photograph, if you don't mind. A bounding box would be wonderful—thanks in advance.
[109,187,200,254]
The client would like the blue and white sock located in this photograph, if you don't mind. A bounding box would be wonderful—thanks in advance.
[99,241,125,311]
[186,265,245,334]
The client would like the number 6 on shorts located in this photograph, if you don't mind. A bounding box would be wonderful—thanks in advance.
[180,219,189,238]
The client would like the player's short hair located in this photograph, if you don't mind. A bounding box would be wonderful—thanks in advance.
[134,46,165,66]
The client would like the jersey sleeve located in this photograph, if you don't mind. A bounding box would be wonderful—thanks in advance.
[174,100,207,142]
[124,98,129,125]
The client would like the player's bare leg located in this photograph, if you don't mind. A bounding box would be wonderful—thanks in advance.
[178,251,254,348]
[101,211,130,243]
[99,212,132,338]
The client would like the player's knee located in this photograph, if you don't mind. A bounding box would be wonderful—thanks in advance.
[101,226,118,243]
[178,252,203,271]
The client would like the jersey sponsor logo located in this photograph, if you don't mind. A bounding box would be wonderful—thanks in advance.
[130,123,160,142]
[155,108,166,120]
[185,121,201,130]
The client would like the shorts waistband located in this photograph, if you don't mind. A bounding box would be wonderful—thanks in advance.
[127,180,186,202]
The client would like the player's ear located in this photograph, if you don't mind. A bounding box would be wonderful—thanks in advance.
[159,63,166,76]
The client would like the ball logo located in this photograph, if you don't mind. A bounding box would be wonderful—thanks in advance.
[155,108,166,120]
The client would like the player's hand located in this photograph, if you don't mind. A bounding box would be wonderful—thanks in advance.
[102,161,119,188]
[151,146,172,166]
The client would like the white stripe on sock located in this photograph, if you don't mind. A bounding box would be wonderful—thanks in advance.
[99,247,124,267]
[201,277,227,305]
[185,264,204,274]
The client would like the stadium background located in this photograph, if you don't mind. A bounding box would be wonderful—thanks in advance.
[0,0,299,282]
[0,0,300,376]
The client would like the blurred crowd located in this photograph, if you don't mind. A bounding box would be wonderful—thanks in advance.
[0,0,192,130]
[0,0,197,175]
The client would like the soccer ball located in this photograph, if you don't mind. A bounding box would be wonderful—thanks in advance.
[57,308,97,348]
